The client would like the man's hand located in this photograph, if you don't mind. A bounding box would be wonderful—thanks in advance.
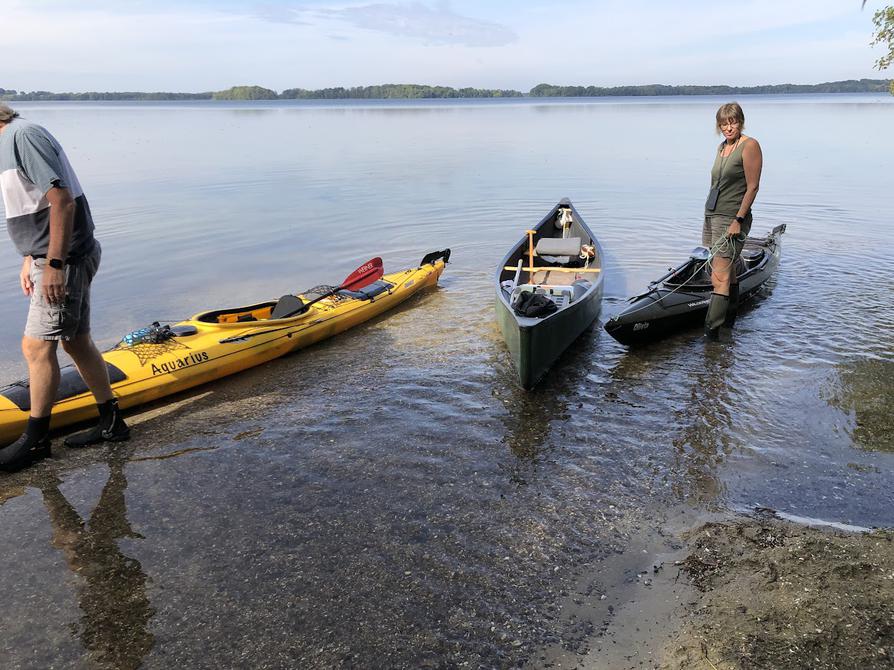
[20,257,33,296]
[41,265,66,305]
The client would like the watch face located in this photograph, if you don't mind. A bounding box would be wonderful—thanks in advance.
[49,258,64,269]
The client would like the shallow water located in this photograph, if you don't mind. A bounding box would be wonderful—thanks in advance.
[0,95,892,667]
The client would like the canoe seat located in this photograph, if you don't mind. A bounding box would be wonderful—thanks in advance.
[535,236,581,264]
[270,294,306,319]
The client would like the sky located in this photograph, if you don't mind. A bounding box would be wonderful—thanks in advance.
[0,0,888,92]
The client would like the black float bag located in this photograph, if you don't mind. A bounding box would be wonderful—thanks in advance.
[513,290,557,317]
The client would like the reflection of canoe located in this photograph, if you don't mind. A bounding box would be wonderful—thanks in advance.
[0,251,450,446]
[604,224,785,345]
[494,199,605,389]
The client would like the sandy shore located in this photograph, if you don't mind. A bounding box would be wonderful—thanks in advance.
[539,512,894,670]
[658,516,894,670]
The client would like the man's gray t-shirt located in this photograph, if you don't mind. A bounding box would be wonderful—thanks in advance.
[0,119,96,258]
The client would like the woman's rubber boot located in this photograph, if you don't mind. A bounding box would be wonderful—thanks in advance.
[704,292,729,341]
[64,398,130,448]
[724,283,740,328]
[0,417,52,471]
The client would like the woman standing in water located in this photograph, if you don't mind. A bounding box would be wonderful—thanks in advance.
[703,102,763,339]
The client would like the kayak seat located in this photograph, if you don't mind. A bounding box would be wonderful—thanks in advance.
[270,294,306,319]
[338,280,393,300]
[741,248,764,263]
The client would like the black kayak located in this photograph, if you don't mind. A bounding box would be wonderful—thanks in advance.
[604,224,785,345]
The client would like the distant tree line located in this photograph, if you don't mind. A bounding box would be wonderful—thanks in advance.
[0,89,212,101]
[279,84,522,99]
[529,79,893,96]
[1,80,890,102]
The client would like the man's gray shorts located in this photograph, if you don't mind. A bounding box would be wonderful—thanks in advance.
[25,242,101,341]
[702,214,752,260]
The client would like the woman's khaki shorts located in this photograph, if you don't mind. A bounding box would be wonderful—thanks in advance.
[24,242,102,341]
[702,214,752,260]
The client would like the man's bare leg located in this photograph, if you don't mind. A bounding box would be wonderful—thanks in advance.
[62,333,113,403]
[23,336,61,417]
[0,337,59,468]
[62,333,129,447]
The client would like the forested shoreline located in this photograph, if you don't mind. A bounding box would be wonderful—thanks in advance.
[1,79,889,101]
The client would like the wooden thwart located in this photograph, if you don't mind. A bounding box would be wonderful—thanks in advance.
[504,266,601,273]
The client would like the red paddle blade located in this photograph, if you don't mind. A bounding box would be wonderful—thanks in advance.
[341,257,384,291]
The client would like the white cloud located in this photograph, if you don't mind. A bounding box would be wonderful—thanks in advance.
[258,2,517,47]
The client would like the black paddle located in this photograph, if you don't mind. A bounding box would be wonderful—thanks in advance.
[220,257,384,343]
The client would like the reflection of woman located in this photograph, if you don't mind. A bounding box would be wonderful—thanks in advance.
[703,102,763,338]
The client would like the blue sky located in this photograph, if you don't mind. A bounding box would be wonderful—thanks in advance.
[1,0,887,92]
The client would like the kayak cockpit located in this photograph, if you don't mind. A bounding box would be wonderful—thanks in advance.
[192,279,398,325]
[193,300,280,324]
[664,244,768,288]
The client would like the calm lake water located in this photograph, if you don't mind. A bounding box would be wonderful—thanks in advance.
[1,95,892,668]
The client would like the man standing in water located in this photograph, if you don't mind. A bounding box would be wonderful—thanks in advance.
[0,103,129,469]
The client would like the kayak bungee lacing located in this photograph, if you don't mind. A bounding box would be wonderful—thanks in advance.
[304,285,350,304]
[617,234,739,320]
[115,322,189,366]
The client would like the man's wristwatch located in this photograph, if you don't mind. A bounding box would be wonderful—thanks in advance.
[734,216,745,224]
[48,258,64,270]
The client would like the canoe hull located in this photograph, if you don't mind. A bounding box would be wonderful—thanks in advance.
[496,282,603,389]
[494,199,604,389]
[0,258,447,446]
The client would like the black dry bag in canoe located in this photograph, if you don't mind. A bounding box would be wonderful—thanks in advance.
[513,290,557,318]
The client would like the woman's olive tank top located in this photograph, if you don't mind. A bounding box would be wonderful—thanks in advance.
[707,139,748,218]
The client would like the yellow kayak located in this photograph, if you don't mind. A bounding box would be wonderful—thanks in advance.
[0,250,449,446]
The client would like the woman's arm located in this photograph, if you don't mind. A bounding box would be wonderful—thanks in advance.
[729,138,763,235]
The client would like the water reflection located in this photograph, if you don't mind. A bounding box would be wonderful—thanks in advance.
[669,342,739,505]
[38,448,153,669]
[494,331,600,481]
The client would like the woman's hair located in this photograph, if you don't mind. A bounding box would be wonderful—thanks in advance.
[0,103,20,123]
[715,102,745,134]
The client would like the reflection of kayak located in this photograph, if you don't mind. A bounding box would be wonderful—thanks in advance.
[494,199,605,389]
[0,250,450,446]
[604,225,784,345]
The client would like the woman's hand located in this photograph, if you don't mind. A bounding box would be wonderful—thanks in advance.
[728,219,741,237]
[20,257,33,296]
